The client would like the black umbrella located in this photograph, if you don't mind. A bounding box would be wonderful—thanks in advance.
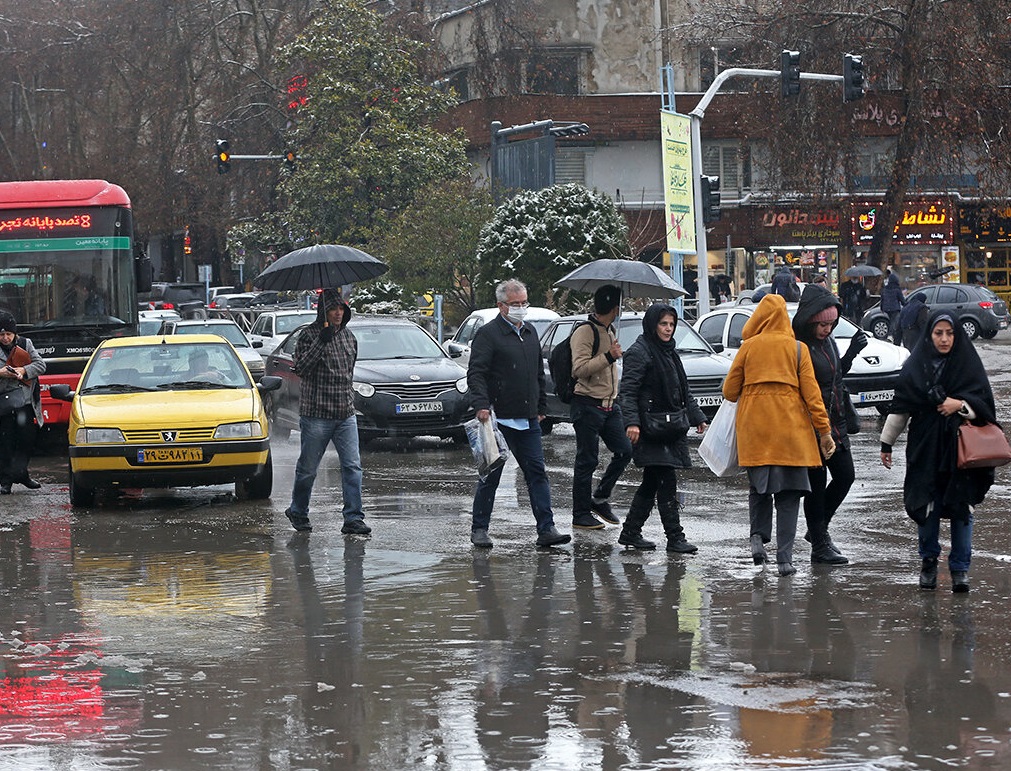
[253,244,388,291]
[554,258,687,299]
[845,264,882,278]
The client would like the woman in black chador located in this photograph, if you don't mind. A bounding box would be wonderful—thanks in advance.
[879,311,997,593]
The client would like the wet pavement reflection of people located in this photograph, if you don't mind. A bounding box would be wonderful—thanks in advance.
[903,599,996,767]
[288,535,366,765]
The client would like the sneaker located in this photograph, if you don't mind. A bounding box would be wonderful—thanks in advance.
[590,498,620,525]
[471,528,493,548]
[572,513,605,530]
[341,519,372,535]
[667,537,698,554]
[536,526,572,547]
[285,509,312,532]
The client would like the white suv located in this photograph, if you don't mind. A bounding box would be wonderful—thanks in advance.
[248,310,318,359]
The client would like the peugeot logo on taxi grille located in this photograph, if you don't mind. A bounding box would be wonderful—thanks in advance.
[162,431,178,442]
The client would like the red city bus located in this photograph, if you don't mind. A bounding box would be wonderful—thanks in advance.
[0,180,151,432]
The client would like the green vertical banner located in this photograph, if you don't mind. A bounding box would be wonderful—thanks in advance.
[660,110,696,254]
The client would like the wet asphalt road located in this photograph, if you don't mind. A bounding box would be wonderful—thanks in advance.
[1,339,1011,770]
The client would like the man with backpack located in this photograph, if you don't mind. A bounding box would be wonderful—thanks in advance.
[569,285,633,529]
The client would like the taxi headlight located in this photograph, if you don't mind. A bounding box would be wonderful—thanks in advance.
[455,377,469,394]
[353,382,375,398]
[75,428,125,444]
[214,421,262,439]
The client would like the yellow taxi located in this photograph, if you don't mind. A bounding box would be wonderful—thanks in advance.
[51,335,281,506]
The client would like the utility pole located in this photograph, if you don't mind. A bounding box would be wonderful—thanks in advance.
[685,59,849,315]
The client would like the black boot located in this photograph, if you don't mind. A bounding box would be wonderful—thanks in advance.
[750,534,768,565]
[919,557,938,590]
[951,570,970,593]
[618,530,656,550]
[658,486,696,553]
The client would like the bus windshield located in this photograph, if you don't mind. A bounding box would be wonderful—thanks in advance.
[0,205,135,332]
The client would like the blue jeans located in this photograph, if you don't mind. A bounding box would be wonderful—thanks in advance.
[289,415,364,523]
[919,505,973,571]
[571,399,632,516]
[471,421,554,533]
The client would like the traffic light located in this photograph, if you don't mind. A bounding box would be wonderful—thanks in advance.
[780,49,801,97]
[700,175,721,224]
[843,53,865,102]
[215,139,231,174]
[284,150,296,171]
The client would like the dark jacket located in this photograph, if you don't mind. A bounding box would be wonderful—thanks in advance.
[880,273,906,312]
[839,279,867,316]
[899,294,929,350]
[617,305,706,468]
[887,310,996,523]
[792,285,861,449]
[468,314,546,419]
[770,269,801,301]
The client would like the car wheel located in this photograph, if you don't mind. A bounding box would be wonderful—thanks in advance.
[264,395,290,441]
[236,451,272,500]
[69,464,95,507]
[870,318,891,340]
[961,318,980,340]
[540,418,555,435]
[981,328,998,339]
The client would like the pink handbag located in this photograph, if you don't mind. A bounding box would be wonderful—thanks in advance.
[957,421,1011,470]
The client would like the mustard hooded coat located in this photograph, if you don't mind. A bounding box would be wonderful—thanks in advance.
[722,294,831,467]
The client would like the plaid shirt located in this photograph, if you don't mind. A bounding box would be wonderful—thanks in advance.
[294,323,357,419]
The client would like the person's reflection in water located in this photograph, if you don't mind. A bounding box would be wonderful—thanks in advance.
[288,534,367,765]
[472,552,558,767]
[620,559,699,764]
[805,571,856,680]
[904,599,994,766]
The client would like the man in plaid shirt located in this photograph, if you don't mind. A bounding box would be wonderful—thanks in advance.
[284,288,370,535]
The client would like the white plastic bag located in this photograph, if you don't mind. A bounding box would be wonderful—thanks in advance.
[698,400,740,477]
[464,414,510,480]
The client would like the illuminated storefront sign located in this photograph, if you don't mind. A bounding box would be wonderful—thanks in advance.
[851,201,953,245]
[755,208,842,245]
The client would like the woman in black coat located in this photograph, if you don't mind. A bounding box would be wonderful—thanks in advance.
[616,303,707,552]
[879,311,997,593]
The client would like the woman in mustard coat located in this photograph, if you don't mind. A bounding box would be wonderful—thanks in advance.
[722,295,835,575]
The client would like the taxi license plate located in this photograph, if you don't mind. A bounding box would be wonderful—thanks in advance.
[695,395,723,407]
[138,447,204,463]
[395,401,443,414]
[856,389,893,403]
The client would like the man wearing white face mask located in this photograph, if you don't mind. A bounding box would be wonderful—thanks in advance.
[466,278,571,549]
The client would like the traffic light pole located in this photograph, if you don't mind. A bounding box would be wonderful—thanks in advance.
[687,67,844,315]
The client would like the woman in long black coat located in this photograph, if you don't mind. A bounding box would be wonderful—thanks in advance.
[879,311,997,593]
[616,303,707,553]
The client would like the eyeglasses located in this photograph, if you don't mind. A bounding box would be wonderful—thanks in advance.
[502,301,530,309]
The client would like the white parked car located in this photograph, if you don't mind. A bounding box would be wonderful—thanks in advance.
[247,310,318,359]
[444,307,560,366]
[693,304,910,412]
[156,317,266,382]
[138,309,182,335]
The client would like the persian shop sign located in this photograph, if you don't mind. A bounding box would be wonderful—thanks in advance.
[759,208,842,242]
[851,202,953,245]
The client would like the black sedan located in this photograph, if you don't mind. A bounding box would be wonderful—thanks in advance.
[263,315,474,443]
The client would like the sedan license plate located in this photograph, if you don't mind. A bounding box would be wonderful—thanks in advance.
[1000,318,1009,329]
[856,389,893,404]
[138,447,204,463]
[395,401,443,414]
[695,395,723,407]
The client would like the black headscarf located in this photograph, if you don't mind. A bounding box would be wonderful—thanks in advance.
[890,310,995,520]
[0,310,19,357]
[639,303,687,408]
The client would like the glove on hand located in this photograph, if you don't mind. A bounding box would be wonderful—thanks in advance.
[319,325,336,344]
[819,433,836,460]
[848,330,868,355]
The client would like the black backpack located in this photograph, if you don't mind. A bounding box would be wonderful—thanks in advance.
[548,321,600,404]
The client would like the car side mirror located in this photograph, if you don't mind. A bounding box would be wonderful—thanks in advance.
[446,343,465,358]
[257,375,282,392]
[50,384,75,402]
[251,340,263,348]
[710,343,724,353]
